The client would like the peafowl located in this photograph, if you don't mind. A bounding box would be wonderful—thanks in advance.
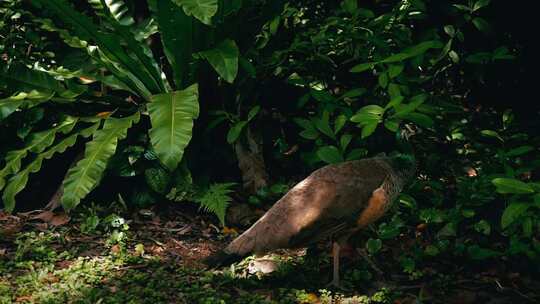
[205,126,417,286]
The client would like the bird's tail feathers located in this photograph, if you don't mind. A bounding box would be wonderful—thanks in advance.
[203,249,245,268]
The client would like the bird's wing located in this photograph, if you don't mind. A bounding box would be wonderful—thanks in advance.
[286,168,388,248]
[224,159,390,255]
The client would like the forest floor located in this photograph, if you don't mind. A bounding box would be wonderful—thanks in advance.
[1,203,539,304]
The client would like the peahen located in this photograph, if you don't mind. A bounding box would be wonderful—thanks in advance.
[204,126,417,286]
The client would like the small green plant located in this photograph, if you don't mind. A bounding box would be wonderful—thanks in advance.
[195,183,236,226]
[14,231,58,262]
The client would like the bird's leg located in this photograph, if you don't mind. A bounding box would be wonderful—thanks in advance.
[331,241,341,286]
[325,242,343,288]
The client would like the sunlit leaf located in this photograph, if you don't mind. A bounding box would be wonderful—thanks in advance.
[148,84,199,171]
[199,39,239,83]
[173,0,218,25]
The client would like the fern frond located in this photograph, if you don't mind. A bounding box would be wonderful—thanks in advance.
[195,183,236,226]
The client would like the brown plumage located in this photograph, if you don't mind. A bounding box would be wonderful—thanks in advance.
[205,154,415,285]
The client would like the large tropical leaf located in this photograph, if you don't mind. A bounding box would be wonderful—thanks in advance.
[32,0,163,98]
[2,123,99,212]
[0,90,54,121]
[148,84,199,171]
[0,117,78,190]
[172,0,218,25]
[88,0,135,26]
[35,17,138,94]
[199,39,239,83]
[150,0,193,88]
[61,113,140,210]
[0,64,69,97]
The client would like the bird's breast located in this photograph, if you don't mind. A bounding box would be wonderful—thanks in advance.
[355,187,389,228]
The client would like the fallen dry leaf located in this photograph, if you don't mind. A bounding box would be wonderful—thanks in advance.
[111,245,121,254]
[222,226,239,236]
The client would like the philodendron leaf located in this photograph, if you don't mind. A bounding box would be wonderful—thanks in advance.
[88,0,135,26]
[62,114,140,210]
[172,0,218,25]
[148,84,199,171]
[199,39,239,83]
[150,0,193,88]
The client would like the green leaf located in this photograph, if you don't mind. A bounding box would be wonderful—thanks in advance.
[89,0,135,26]
[449,50,460,63]
[473,0,490,12]
[151,0,193,88]
[366,238,382,254]
[340,88,366,99]
[350,105,384,124]
[480,129,503,141]
[506,146,534,157]
[0,91,54,121]
[340,134,353,151]
[0,117,77,191]
[361,122,378,138]
[62,114,139,210]
[394,94,427,117]
[239,57,256,78]
[314,111,335,139]
[378,72,389,88]
[299,129,319,140]
[341,0,357,14]
[294,118,315,131]
[501,203,529,229]
[334,114,347,134]
[32,0,161,98]
[492,178,534,194]
[0,64,69,97]
[474,220,491,235]
[196,183,235,225]
[350,62,374,73]
[173,0,218,25]
[346,148,368,160]
[401,112,434,128]
[148,84,200,171]
[2,123,98,212]
[385,95,404,110]
[381,40,443,63]
[227,120,247,144]
[384,119,400,132]
[199,39,239,83]
[444,25,456,37]
[388,64,404,78]
[316,146,344,164]
[247,105,260,122]
[472,17,490,33]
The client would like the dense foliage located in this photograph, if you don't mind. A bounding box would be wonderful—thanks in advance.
[1,0,539,288]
